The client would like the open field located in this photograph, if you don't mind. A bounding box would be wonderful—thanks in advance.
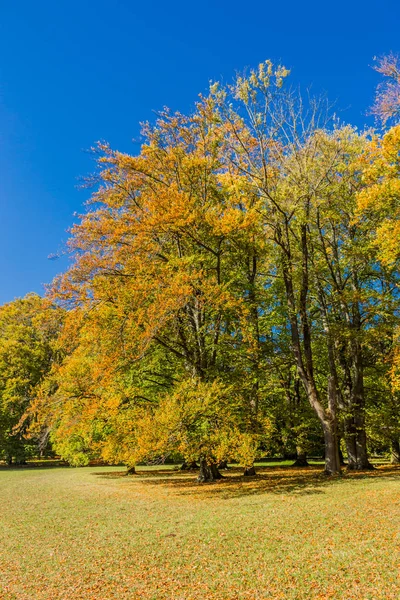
[0,464,399,600]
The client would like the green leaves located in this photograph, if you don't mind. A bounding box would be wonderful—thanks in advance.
[0,294,64,462]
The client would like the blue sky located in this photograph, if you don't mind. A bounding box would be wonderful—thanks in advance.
[1,0,399,304]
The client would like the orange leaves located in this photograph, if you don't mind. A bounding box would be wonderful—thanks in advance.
[48,89,264,390]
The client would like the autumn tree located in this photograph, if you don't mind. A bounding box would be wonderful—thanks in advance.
[356,125,400,462]
[0,294,64,464]
[208,62,392,472]
[31,306,185,468]
[18,58,400,479]
[43,99,272,479]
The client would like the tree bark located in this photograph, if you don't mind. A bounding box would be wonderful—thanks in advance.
[344,417,374,470]
[354,420,373,469]
[292,448,309,467]
[197,459,223,483]
[391,439,400,464]
[345,278,373,471]
[314,216,372,474]
[210,463,223,480]
[344,417,358,469]
[125,466,136,475]
[323,420,341,476]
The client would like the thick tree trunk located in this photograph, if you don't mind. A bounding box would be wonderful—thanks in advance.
[125,466,136,475]
[344,417,374,470]
[197,459,211,482]
[323,421,341,476]
[391,439,400,464]
[347,300,373,471]
[197,459,223,483]
[210,463,223,480]
[243,465,256,476]
[318,378,341,475]
[292,448,309,467]
[298,385,341,476]
[344,417,358,469]
[354,419,373,470]
[323,378,341,475]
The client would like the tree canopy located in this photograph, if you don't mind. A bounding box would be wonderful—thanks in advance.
[2,58,400,478]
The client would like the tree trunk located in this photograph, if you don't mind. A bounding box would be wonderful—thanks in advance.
[281,226,341,476]
[125,466,136,475]
[344,417,358,469]
[348,301,373,471]
[344,417,374,470]
[292,448,309,467]
[243,465,256,476]
[197,459,222,483]
[354,416,374,470]
[320,378,341,475]
[323,421,341,476]
[210,463,223,480]
[391,439,400,464]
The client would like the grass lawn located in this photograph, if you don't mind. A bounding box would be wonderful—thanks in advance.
[0,463,399,599]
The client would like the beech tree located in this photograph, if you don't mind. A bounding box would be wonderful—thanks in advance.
[0,294,63,464]
[2,58,399,479]
[42,101,271,479]
[207,62,395,472]
[205,65,349,473]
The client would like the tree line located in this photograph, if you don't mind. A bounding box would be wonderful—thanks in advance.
[1,57,400,481]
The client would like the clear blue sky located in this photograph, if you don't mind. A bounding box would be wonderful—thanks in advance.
[1,0,399,304]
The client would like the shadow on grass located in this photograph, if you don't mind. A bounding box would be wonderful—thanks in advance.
[91,464,400,499]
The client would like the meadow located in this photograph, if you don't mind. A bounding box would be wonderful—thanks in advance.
[0,463,399,600]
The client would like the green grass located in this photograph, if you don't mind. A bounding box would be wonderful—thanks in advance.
[0,463,399,599]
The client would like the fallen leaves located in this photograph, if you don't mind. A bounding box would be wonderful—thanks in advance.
[0,464,399,599]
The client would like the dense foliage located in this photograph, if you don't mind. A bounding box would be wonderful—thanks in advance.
[2,58,400,477]
[0,295,63,464]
